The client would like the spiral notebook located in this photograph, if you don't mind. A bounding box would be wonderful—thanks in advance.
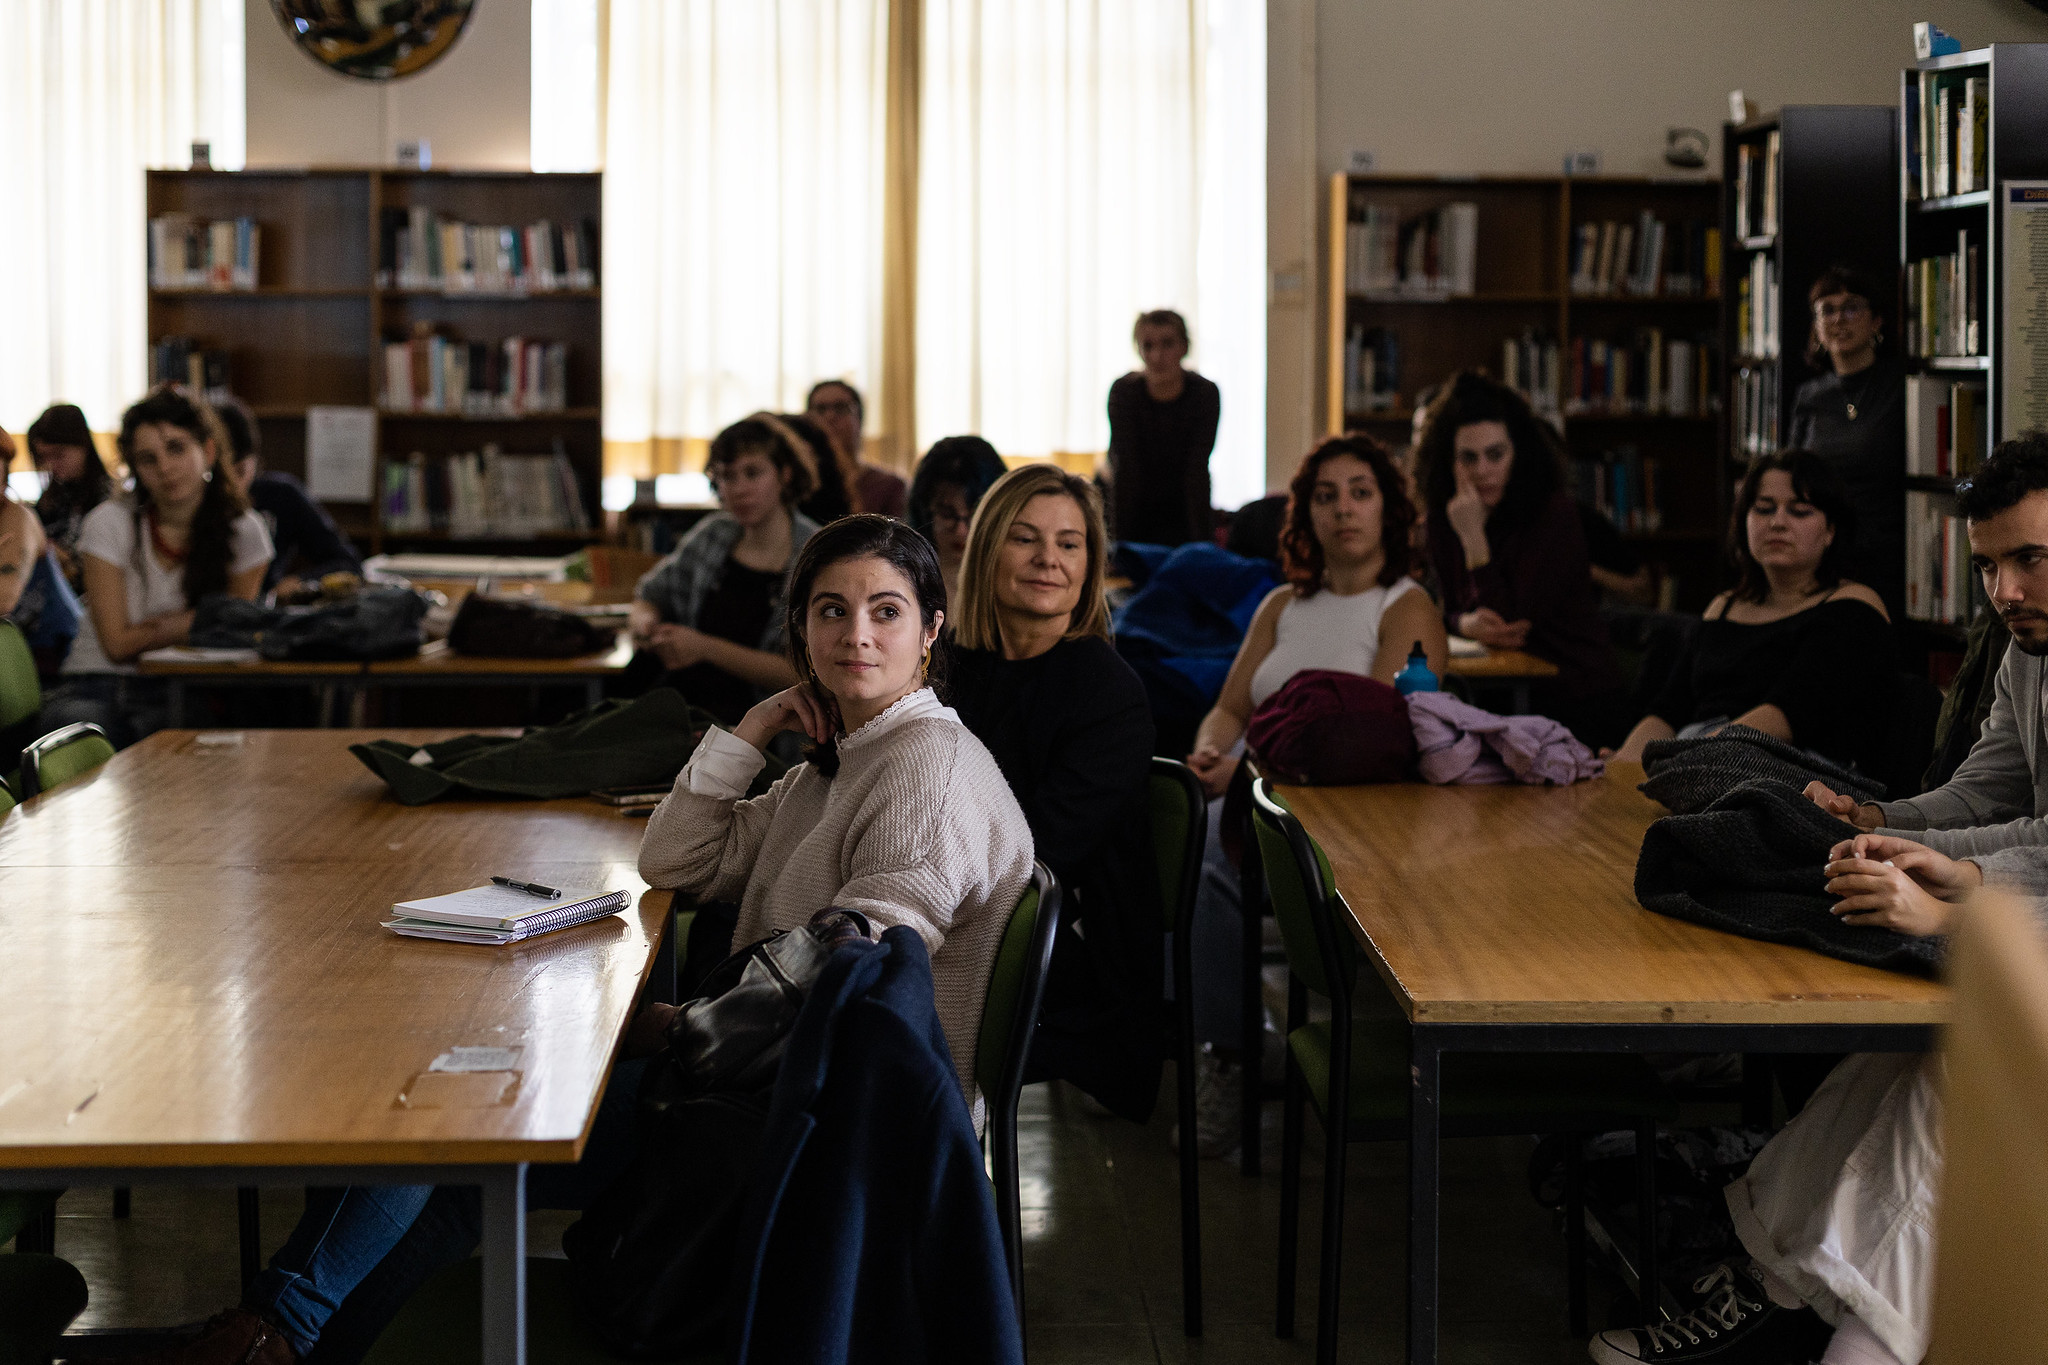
[382,883,631,945]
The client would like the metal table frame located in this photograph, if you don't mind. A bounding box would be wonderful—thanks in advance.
[1403,1019,1938,1365]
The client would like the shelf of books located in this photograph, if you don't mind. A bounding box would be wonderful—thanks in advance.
[1896,45,2048,630]
[144,169,602,554]
[1324,173,1722,604]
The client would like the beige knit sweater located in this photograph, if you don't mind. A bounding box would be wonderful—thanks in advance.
[638,688,1035,1117]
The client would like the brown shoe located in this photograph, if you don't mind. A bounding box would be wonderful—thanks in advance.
[72,1307,297,1365]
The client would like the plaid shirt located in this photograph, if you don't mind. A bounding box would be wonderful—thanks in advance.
[633,509,821,656]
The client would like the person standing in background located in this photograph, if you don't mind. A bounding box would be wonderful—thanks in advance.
[1106,309,1221,546]
[806,379,907,519]
[1788,265,1906,622]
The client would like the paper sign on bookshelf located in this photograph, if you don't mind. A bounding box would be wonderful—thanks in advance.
[306,406,378,503]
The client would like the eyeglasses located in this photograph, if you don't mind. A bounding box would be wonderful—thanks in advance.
[1813,298,1870,321]
[809,399,858,418]
[929,507,971,528]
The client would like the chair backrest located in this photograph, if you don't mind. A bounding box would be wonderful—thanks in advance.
[1929,889,2048,1360]
[975,861,1062,1114]
[1147,757,1207,933]
[20,722,115,799]
[1249,778,1353,1004]
[0,782,14,818]
[0,620,38,729]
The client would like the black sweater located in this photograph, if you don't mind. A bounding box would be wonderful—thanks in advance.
[1788,359,1907,621]
[948,635,1164,1121]
[1107,371,1220,546]
[1649,596,1895,775]
[249,471,363,592]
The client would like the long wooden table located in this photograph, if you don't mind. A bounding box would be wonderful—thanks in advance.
[1275,763,1947,1364]
[1442,642,1559,713]
[0,730,673,1364]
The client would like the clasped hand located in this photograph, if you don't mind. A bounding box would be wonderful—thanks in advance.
[1457,607,1530,650]
[734,683,838,752]
[643,622,713,670]
[1185,745,1238,800]
[1802,780,1884,831]
[1821,833,1977,937]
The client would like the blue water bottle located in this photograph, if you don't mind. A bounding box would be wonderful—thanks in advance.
[1393,640,1438,697]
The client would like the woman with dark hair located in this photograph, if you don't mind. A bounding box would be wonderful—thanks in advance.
[1418,369,1623,744]
[1610,450,1893,770]
[25,402,113,590]
[1789,264,1907,621]
[782,410,859,523]
[1188,434,1447,800]
[907,435,1008,604]
[946,464,1162,1119]
[216,394,363,596]
[629,413,821,723]
[42,386,271,747]
[1107,308,1222,546]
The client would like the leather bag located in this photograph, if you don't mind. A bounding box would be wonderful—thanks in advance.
[446,592,609,658]
[190,587,427,661]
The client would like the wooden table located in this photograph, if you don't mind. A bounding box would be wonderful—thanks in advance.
[138,655,368,727]
[1275,764,1946,1364]
[0,729,673,1364]
[1442,643,1559,713]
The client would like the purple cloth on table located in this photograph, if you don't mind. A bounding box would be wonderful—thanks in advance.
[1407,690,1605,786]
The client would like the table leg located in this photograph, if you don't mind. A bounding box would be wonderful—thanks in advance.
[167,679,187,728]
[1407,1028,1441,1365]
[481,1164,528,1365]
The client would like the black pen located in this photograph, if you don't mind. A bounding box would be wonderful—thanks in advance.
[491,876,563,899]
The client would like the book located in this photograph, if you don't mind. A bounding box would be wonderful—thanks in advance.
[149,214,261,290]
[383,882,631,946]
[1344,195,1477,296]
[380,209,597,293]
[378,442,594,538]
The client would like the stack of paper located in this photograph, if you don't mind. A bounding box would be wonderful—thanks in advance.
[383,883,630,945]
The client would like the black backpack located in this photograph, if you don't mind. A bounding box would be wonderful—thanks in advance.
[446,593,610,658]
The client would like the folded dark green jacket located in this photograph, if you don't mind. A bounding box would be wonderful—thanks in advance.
[351,687,715,805]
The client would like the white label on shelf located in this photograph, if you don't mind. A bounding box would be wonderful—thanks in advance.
[306,406,378,503]
[2002,183,2048,441]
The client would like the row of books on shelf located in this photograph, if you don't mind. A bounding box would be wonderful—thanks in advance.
[1732,364,1781,459]
[1340,326,1402,413]
[381,446,594,537]
[1570,446,1663,533]
[381,333,573,415]
[149,336,232,405]
[1733,131,1781,239]
[1905,233,1983,358]
[1734,254,1780,359]
[148,215,261,290]
[1909,70,1989,200]
[378,208,598,293]
[1906,376,1988,478]
[1342,197,1479,296]
[1500,330,1561,416]
[1561,331,1715,418]
[1567,216,1719,297]
[1905,491,1980,625]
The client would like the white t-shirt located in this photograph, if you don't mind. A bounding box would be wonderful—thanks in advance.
[65,499,273,675]
[1248,576,1422,709]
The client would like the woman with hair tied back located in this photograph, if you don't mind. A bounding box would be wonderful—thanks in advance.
[1610,450,1893,769]
[946,463,1164,1119]
[1107,308,1221,546]
[1418,370,1625,746]
[25,402,115,591]
[42,386,271,747]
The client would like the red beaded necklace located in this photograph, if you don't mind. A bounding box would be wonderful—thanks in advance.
[146,510,189,566]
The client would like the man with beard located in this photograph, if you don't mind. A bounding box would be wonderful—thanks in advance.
[1806,431,2048,853]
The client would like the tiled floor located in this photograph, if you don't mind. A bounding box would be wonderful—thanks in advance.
[45,1079,1623,1363]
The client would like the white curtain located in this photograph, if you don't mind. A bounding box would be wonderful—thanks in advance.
[0,0,245,441]
[600,0,890,476]
[915,0,1264,505]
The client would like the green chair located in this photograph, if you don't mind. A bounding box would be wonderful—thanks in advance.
[0,623,37,734]
[974,860,1062,1328]
[0,1192,87,1365]
[0,784,13,819]
[1149,757,1208,1336]
[16,723,115,799]
[1250,780,1676,1365]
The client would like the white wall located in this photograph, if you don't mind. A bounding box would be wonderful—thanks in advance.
[244,0,531,168]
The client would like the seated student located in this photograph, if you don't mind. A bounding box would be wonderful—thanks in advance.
[214,395,363,596]
[41,387,271,748]
[1809,432,2048,852]
[0,430,79,681]
[1417,370,1626,744]
[1592,833,1973,1365]
[25,402,114,591]
[1187,433,1447,801]
[1611,451,1893,770]
[110,517,1035,1365]
[806,379,907,519]
[783,410,859,523]
[906,434,1008,605]
[629,414,820,724]
[0,429,44,618]
[945,463,1163,1119]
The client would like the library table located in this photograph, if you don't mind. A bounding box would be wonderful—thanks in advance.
[364,634,634,713]
[1441,643,1558,713]
[137,653,368,727]
[1274,763,1947,1365]
[0,729,673,1365]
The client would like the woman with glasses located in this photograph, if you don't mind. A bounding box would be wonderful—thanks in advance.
[1788,265,1907,621]
[906,435,1009,606]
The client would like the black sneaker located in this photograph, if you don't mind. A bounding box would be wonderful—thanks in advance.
[1587,1262,1830,1363]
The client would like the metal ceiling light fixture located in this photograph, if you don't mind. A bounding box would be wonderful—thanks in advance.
[270,0,478,81]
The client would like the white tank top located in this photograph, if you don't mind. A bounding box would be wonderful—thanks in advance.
[1248,577,1422,708]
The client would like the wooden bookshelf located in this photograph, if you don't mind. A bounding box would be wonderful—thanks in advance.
[1721,107,1897,473]
[1324,173,1722,605]
[144,169,602,555]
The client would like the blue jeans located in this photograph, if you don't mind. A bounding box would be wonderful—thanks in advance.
[252,1185,436,1358]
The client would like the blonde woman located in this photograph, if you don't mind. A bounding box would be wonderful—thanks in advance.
[946,463,1165,1120]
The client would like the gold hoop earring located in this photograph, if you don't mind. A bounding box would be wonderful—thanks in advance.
[921,644,932,675]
